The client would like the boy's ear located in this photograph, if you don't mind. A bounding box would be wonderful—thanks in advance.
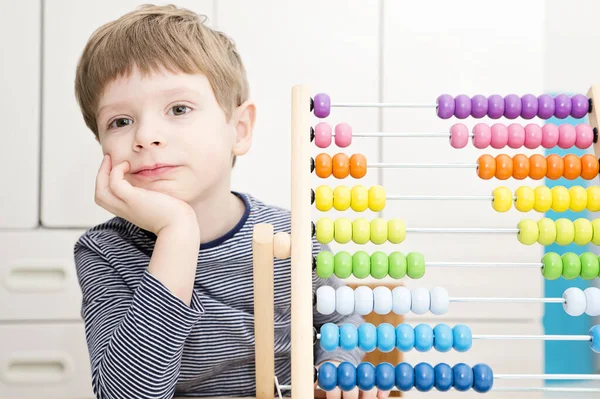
[232,100,256,157]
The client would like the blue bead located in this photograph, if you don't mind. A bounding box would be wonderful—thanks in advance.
[414,363,435,392]
[318,362,338,391]
[433,323,453,352]
[395,323,415,351]
[434,363,453,392]
[358,323,377,352]
[414,324,434,352]
[320,323,339,352]
[375,362,395,391]
[452,363,473,391]
[473,364,493,393]
[377,323,396,353]
[357,362,376,391]
[337,362,357,392]
[453,324,473,352]
[395,362,414,391]
[339,323,358,350]
[590,325,600,353]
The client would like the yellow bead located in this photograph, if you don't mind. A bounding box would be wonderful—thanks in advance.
[569,186,587,212]
[333,186,351,211]
[316,218,334,244]
[352,218,370,244]
[537,218,557,245]
[592,219,600,245]
[334,218,352,244]
[315,185,333,211]
[514,186,535,212]
[388,219,406,244]
[368,185,386,212]
[351,185,369,212]
[574,218,593,245]
[517,219,539,245]
[370,218,388,244]
[587,186,600,212]
[555,218,575,246]
[533,186,552,212]
[492,186,513,212]
[551,186,570,212]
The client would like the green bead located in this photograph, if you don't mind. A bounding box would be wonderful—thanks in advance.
[352,251,371,279]
[561,252,581,280]
[541,252,562,280]
[334,251,353,279]
[388,252,407,279]
[315,251,334,278]
[370,252,389,279]
[406,252,425,279]
[580,252,600,280]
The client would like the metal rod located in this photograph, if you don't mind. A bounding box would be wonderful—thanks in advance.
[428,262,542,268]
[406,227,519,234]
[369,162,478,168]
[332,103,437,108]
[473,334,591,341]
[387,194,496,201]
[333,132,454,138]
[450,297,565,304]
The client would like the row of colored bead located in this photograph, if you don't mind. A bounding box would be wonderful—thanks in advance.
[517,217,600,246]
[477,153,599,180]
[319,322,472,353]
[542,252,600,280]
[317,361,493,393]
[492,186,600,213]
[312,153,367,179]
[314,217,406,245]
[436,93,588,120]
[315,251,425,280]
[313,185,386,212]
[315,286,449,316]
[561,287,600,316]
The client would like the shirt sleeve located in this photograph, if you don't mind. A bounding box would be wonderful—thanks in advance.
[74,234,204,399]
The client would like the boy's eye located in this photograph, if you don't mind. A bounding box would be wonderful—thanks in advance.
[109,118,133,129]
[170,105,192,116]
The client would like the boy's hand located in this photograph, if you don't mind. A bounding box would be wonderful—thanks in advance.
[314,361,391,399]
[95,154,197,235]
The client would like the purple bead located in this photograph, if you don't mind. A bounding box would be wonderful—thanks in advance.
[571,94,589,118]
[504,94,522,119]
[521,94,538,119]
[313,93,330,118]
[537,94,555,119]
[487,94,504,119]
[554,94,572,119]
[454,94,471,119]
[471,95,488,118]
[436,94,454,119]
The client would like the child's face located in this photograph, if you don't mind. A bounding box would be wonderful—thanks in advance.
[95,65,254,204]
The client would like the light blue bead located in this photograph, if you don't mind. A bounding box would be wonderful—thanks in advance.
[590,325,600,353]
[320,323,339,352]
[358,323,377,352]
[377,323,396,353]
[453,324,473,352]
[395,323,415,351]
[340,323,358,350]
[414,324,434,352]
[433,324,453,352]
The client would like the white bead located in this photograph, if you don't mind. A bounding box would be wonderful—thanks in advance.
[392,286,411,315]
[336,286,355,315]
[354,286,374,315]
[562,287,586,316]
[373,286,393,315]
[584,287,600,316]
[316,286,335,315]
[430,287,449,315]
[411,287,430,315]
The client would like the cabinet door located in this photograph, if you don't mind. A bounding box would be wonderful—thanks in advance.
[42,1,213,228]
[0,1,40,228]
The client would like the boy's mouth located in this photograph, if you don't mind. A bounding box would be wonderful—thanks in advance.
[133,163,180,177]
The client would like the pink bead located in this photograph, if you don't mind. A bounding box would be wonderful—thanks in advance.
[449,123,469,148]
[314,122,332,148]
[541,124,559,148]
[334,123,352,148]
[524,124,543,149]
[490,123,509,149]
[507,123,525,149]
[557,124,577,149]
[472,123,491,149]
[575,124,594,149]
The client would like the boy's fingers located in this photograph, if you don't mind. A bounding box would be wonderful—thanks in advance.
[326,387,341,399]
[377,390,391,399]
[343,387,359,399]
[95,155,123,211]
[109,161,135,202]
[360,388,377,399]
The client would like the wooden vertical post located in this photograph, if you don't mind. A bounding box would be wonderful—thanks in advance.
[587,85,600,159]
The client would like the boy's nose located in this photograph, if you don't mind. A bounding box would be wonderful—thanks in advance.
[133,127,167,150]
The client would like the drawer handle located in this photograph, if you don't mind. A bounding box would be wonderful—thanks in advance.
[4,260,68,292]
[1,352,73,384]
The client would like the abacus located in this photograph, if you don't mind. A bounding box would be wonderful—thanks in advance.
[248,85,600,398]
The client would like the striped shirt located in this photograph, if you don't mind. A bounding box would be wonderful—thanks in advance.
[74,192,364,398]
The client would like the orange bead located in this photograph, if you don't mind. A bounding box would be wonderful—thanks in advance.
[581,154,600,180]
[512,154,530,180]
[495,154,513,180]
[332,153,350,179]
[546,154,564,180]
[477,154,496,180]
[315,153,332,178]
[349,153,367,179]
[563,154,582,180]
[529,154,547,180]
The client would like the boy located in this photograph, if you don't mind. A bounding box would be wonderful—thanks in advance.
[73,4,390,399]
